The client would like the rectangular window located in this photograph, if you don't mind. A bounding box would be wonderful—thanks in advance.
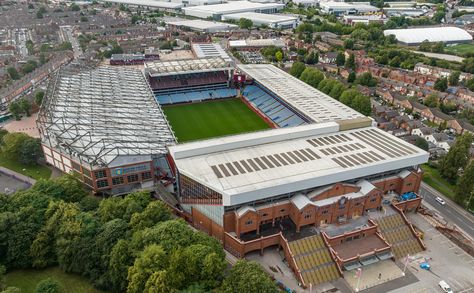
[112,177,124,186]
[245,220,253,226]
[322,210,328,214]
[71,160,81,171]
[94,170,107,179]
[304,213,311,219]
[97,179,108,188]
[370,197,377,202]
[127,174,139,183]
[280,209,285,213]
[142,171,152,180]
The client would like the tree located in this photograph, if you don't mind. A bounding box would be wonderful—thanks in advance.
[467,78,474,91]
[18,137,41,165]
[345,53,356,71]
[80,16,88,22]
[355,72,377,87]
[347,71,356,83]
[7,67,20,80]
[109,240,134,292]
[439,133,473,182]
[339,89,371,116]
[434,77,448,92]
[275,51,283,63]
[289,62,306,78]
[129,201,172,232]
[26,40,34,55]
[344,38,354,50]
[424,93,439,108]
[9,101,22,120]
[127,244,169,293]
[35,278,60,293]
[19,98,31,117]
[336,52,345,67]
[36,11,43,19]
[35,91,45,106]
[304,51,318,65]
[299,68,324,89]
[449,71,461,86]
[415,137,429,151]
[455,161,474,206]
[238,18,253,30]
[70,3,80,11]
[221,260,278,293]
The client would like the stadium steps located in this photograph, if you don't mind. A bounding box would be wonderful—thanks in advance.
[289,235,340,286]
[375,214,423,259]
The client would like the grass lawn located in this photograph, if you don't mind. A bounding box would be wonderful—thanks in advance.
[421,164,456,199]
[444,43,474,56]
[6,267,103,293]
[0,152,51,180]
[163,98,270,142]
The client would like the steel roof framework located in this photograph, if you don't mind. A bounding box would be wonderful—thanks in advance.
[37,65,176,168]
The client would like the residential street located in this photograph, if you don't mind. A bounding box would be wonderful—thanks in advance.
[419,182,474,239]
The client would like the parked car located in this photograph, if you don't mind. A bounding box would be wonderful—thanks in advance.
[438,280,453,293]
[435,197,446,205]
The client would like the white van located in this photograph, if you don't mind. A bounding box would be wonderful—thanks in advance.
[439,280,453,293]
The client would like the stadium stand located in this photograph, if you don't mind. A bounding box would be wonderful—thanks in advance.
[241,85,307,128]
[375,214,423,259]
[150,71,228,91]
[289,235,340,285]
[156,87,238,105]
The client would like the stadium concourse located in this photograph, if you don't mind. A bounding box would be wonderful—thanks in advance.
[40,60,430,291]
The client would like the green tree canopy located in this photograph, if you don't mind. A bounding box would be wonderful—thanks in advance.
[289,62,306,78]
[455,161,474,206]
[424,93,439,108]
[439,133,473,182]
[221,260,278,293]
[34,278,60,293]
[415,137,429,151]
[299,68,324,89]
[238,18,253,30]
[434,77,448,92]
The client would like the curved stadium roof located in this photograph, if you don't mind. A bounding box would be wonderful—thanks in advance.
[383,26,473,45]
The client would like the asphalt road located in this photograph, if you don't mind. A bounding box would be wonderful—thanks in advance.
[419,182,474,239]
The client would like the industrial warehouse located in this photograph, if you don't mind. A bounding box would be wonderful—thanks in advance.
[383,26,473,45]
[38,62,429,291]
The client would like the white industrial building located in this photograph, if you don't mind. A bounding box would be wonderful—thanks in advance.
[167,19,238,32]
[222,12,298,29]
[320,2,378,15]
[101,0,183,11]
[383,27,473,45]
[182,1,285,20]
[292,0,319,7]
[228,38,285,50]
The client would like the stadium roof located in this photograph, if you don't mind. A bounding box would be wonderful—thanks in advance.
[192,43,232,62]
[100,0,183,9]
[222,12,298,23]
[383,26,473,44]
[183,1,285,18]
[145,57,232,77]
[38,66,176,167]
[167,19,238,32]
[169,123,428,206]
[237,64,365,123]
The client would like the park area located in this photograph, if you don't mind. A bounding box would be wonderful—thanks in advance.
[162,98,270,142]
[444,43,474,56]
[5,267,102,293]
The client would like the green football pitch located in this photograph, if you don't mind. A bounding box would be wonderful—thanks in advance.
[162,98,270,142]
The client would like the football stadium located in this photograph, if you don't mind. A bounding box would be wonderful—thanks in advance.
[39,59,430,291]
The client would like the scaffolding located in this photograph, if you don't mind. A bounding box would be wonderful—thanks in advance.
[37,65,176,168]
